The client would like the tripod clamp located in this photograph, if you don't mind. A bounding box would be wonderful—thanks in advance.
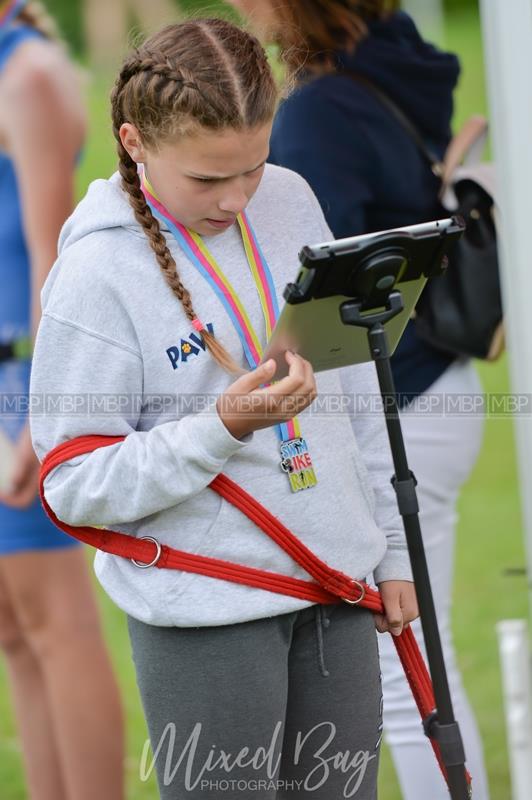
[423,711,468,769]
[391,472,419,516]
[340,290,404,333]
[423,713,472,799]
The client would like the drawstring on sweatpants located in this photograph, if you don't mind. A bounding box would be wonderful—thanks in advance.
[314,605,331,677]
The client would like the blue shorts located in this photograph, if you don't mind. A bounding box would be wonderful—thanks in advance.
[0,497,80,555]
[0,361,81,555]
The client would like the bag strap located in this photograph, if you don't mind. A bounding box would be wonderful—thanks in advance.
[39,433,472,791]
[441,115,488,187]
[342,70,488,191]
[341,71,443,175]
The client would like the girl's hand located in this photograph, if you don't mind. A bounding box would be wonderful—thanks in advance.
[0,423,40,509]
[374,580,419,636]
[217,351,317,439]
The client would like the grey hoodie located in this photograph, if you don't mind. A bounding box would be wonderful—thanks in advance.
[30,164,412,627]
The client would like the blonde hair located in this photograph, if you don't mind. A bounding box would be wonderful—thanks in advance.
[111,19,278,374]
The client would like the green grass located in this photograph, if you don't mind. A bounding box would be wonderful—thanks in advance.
[443,4,490,128]
[75,73,117,198]
[0,3,524,798]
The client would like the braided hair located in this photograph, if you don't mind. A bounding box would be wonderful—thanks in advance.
[110,19,278,374]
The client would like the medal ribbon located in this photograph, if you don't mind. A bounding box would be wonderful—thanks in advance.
[140,170,301,444]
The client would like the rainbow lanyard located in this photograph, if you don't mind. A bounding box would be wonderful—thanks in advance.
[0,0,27,35]
[141,170,317,492]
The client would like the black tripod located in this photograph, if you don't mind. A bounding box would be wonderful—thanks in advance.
[341,290,471,800]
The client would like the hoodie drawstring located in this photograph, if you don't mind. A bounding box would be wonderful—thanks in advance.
[314,605,331,678]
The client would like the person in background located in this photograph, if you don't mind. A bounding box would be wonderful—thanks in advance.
[0,2,124,798]
[83,0,176,71]
[227,1,489,798]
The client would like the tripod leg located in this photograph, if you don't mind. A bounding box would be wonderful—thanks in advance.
[367,323,471,800]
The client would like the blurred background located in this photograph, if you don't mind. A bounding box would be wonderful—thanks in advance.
[0,1,525,798]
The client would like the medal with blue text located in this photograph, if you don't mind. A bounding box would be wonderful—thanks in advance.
[141,170,317,492]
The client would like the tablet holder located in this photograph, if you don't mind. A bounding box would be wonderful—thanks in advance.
[295,227,471,800]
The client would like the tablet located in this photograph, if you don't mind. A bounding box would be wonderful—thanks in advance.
[262,217,464,379]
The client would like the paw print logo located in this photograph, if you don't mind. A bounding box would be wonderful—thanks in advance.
[182,343,192,354]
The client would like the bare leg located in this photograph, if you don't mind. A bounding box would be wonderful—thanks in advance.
[0,570,67,800]
[1,547,125,800]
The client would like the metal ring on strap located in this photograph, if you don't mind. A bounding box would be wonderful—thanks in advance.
[342,579,366,605]
[131,536,162,569]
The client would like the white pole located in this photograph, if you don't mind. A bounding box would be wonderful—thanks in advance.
[478,0,532,604]
[496,622,532,800]
[479,1,532,797]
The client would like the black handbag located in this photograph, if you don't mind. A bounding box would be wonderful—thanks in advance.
[344,72,504,361]
[415,172,503,360]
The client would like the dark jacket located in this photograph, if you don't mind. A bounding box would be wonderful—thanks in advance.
[269,11,461,400]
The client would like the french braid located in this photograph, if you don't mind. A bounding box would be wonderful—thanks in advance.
[111,20,278,373]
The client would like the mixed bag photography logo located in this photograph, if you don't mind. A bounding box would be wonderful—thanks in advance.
[139,720,379,796]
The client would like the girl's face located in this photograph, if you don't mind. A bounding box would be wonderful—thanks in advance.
[120,122,272,237]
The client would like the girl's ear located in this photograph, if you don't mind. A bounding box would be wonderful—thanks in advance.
[119,123,147,163]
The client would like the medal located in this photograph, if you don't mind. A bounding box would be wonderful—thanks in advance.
[280,437,318,492]
[141,171,317,492]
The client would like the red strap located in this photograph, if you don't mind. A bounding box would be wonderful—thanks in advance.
[40,434,471,789]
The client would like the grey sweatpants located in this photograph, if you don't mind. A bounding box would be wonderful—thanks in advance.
[128,602,382,799]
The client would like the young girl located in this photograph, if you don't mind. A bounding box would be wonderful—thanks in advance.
[0,2,124,798]
[228,2,489,799]
[30,18,417,799]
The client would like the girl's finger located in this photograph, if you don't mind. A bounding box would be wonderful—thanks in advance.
[387,612,403,636]
[235,359,276,392]
[258,372,305,399]
[403,608,419,625]
[373,614,388,634]
[250,359,277,383]
[252,352,309,399]
[298,355,316,397]
[284,349,307,383]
